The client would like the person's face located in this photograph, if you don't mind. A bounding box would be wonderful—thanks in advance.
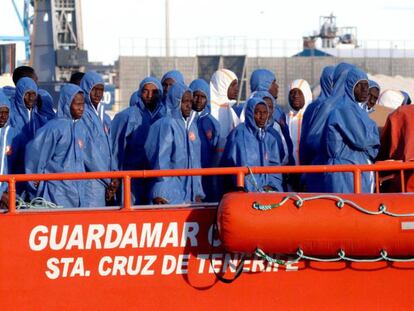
[268,80,279,99]
[289,88,305,111]
[227,79,238,100]
[90,84,104,106]
[70,93,85,120]
[254,103,269,129]
[264,97,274,120]
[192,91,207,112]
[354,80,369,103]
[0,107,10,128]
[162,78,175,96]
[367,87,379,109]
[181,91,193,118]
[141,83,160,108]
[24,91,37,110]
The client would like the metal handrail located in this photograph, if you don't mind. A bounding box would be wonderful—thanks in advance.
[3,161,414,213]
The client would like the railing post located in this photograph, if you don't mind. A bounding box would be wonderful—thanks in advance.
[236,171,245,188]
[354,168,361,194]
[123,175,132,211]
[8,178,16,213]
[400,170,406,193]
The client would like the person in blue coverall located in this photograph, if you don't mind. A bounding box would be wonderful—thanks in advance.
[300,65,335,166]
[161,70,185,102]
[323,67,380,193]
[145,82,204,204]
[366,80,380,113]
[189,79,220,201]
[36,89,56,120]
[80,71,117,207]
[222,96,283,193]
[0,90,19,208]
[111,77,165,204]
[248,68,294,165]
[25,84,87,208]
[300,63,355,192]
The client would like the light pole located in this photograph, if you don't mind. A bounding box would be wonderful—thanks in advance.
[165,0,171,57]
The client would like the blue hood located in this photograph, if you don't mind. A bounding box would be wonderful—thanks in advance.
[250,69,276,92]
[189,78,210,114]
[80,71,104,108]
[401,90,411,105]
[189,79,210,103]
[0,89,11,111]
[57,84,84,119]
[331,63,356,97]
[15,77,38,112]
[252,90,275,116]
[165,82,190,119]
[319,65,335,99]
[245,96,268,134]
[344,68,368,102]
[369,79,380,91]
[37,89,56,120]
[130,77,163,108]
[161,70,185,84]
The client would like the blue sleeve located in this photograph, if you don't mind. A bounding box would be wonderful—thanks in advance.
[110,111,130,170]
[328,107,380,153]
[24,125,58,193]
[265,138,283,191]
[144,120,183,203]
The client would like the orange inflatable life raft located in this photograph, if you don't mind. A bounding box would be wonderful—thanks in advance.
[217,192,414,258]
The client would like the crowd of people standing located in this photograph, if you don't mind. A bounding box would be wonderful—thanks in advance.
[0,62,412,208]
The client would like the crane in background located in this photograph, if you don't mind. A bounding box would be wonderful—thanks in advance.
[1,0,88,98]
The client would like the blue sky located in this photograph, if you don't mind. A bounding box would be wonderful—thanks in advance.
[1,0,414,63]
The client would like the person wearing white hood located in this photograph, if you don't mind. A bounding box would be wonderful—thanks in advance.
[209,69,241,163]
[377,89,405,110]
[287,79,313,165]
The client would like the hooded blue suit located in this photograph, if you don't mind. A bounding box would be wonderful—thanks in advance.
[222,97,283,192]
[300,65,335,166]
[145,82,204,204]
[301,63,356,192]
[25,84,87,207]
[37,89,56,120]
[111,77,165,204]
[10,78,51,197]
[80,71,115,207]
[249,69,294,165]
[323,68,380,193]
[0,90,18,197]
[189,79,220,201]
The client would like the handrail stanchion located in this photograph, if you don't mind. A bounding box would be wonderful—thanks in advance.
[8,178,16,213]
[400,170,406,193]
[123,175,132,210]
[354,168,362,194]
[237,171,245,188]
[375,171,380,193]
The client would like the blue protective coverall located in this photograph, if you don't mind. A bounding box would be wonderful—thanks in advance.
[37,89,56,120]
[25,84,87,207]
[323,68,380,193]
[111,77,165,204]
[222,97,283,192]
[189,79,220,201]
[0,90,18,197]
[249,68,294,165]
[300,63,355,192]
[145,82,204,204]
[300,65,335,166]
[80,71,115,207]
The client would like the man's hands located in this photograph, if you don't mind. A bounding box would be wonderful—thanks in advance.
[106,179,120,202]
